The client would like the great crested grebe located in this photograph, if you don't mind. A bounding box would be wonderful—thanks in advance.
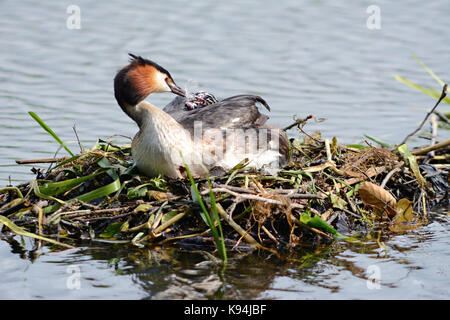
[114,54,289,178]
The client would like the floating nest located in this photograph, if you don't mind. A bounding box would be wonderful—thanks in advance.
[0,119,448,256]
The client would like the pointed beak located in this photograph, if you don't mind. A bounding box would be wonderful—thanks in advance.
[167,80,186,97]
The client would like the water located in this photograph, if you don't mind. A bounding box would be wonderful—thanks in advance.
[0,0,449,299]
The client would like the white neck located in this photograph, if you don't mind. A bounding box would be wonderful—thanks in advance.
[130,101,203,178]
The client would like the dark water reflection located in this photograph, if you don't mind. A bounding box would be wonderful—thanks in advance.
[1,211,448,299]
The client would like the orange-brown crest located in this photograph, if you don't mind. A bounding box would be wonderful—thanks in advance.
[127,63,157,98]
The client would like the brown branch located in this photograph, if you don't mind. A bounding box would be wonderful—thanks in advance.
[282,114,313,131]
[207,187,305,209]
[398,83,447,147]
[16,157,70,165]
[411,138,450,155]
[72,124,83,153]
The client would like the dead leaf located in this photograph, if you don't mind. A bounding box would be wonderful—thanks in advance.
[388,198,426,232]
[147,190,170,201]
[358,181,397,217]
[394,198,414,222]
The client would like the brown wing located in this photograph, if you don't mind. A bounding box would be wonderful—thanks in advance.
[163,95,289,165]
[164,95,269,133]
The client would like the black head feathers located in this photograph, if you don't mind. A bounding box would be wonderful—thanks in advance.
[127,53,172,77]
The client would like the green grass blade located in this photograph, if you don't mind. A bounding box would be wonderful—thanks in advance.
[412,54,445,87]
[0,215,74,248]
[38,171,103,196]
[43,178,121,214]
[346,144,369,150]
[181,154,226,262]
[76,178,121,202]
[50,155,81,172]
[427,87,450,104]
[397,144,426,188]
[29,112,74,156]
[31,179,66,205]
[299,211,357,241]
[206,172,227,263]
[0,187,24,199]
[363,134,392,148]
[393,75,438,100]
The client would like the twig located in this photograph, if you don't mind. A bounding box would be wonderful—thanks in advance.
[106,134,133,141]
[427,114,438,158]
[283,193,324,200]
[208,184,324,200]
[433,110,449,124]
[380,166,402,188]
[208,187,305,209]
[152,211,186,235]
[261,225,279,245]
[325,139,333,163]
[58,207,128,220]
[282,114,313,131]
[0,199,26,216]
[73,211,133,222]
[398,83,447,147]
[211,183,256,194]
[336,166,386,188]
[298,126,322,143]
[15,157,70,165]
[72,124,83,153]
[215,203,263,249]
[411,138,450,155]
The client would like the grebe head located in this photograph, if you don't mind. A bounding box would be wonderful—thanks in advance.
[114,53,185,108]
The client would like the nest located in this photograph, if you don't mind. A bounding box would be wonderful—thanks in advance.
[0,123,448,256]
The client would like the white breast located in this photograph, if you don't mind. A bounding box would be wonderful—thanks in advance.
[132,102,205,178]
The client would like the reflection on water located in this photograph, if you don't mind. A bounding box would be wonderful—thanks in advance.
[1,213,448,299]
[0,0,449,299]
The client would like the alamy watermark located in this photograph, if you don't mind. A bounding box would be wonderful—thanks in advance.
[66,5,81,29]
[184,122,283,171]
[366,5,381,30]
[366,264,381,289]
[66,265,81,290]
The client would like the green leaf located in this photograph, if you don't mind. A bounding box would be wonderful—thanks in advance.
[76,178,121,203]
[50,155,81,172]
[100,222,124,238]
[38,171,103,196]
[28,112,74,156]
[43,178,121,214]
[161,210,179,224]
[397,144,426,188]
[329,194,347,210]
[346,144,369,150]
[427,87,450,104]
[127,186,148,199]
[363,134,392,148]
[31,179,66,205]
[394,75,437,98]
[299,211,357,241]
[412,54,445,87]
[134,203,153,213]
